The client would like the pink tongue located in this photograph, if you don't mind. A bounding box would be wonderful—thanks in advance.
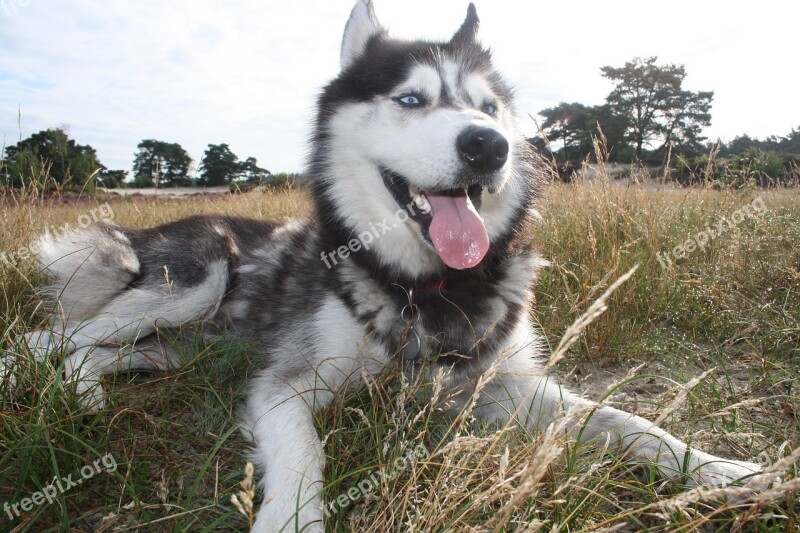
[425,190,489,270]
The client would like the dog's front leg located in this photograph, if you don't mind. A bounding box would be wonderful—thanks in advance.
[246,373,329,533]
[473,334,762,487]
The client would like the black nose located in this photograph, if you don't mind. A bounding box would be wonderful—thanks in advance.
[456,127,509,173]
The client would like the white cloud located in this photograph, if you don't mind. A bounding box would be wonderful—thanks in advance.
[1,0,797,175]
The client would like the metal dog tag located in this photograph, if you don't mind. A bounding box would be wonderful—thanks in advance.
[401,328,422,360]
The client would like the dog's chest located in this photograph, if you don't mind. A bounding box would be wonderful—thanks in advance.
[339,276,523,366]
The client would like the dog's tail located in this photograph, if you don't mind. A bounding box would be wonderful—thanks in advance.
[35,223,140,323]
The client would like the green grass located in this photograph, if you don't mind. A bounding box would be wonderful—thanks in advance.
[0,181,798,531]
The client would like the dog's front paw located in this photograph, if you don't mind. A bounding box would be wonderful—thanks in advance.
[691,455,763,487]
[251,499,323,533]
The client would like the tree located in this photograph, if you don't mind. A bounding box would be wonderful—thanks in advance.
[199,145,271,186]
[778,127,800,154]
[199,143,239,186]
[132,140,192,187]
[723,134,758,156]
[601,57,713,159]
[659,88,714,156]
[131,172,154,188]
[3,128,101,190]
[721,126,800,157]
[97,169,128,188]
[539,102,593,163]
[239,156,270,183]
[539,102,628,164]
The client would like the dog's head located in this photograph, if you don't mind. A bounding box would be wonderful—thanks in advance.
[312,0,540,279]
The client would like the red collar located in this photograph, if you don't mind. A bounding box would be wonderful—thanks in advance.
[414,276,447,294]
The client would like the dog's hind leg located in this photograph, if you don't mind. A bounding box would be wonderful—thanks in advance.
[473,333,763,488]
[24,223,141,362]
[63,339,183,409]
[57,259,228,410]
[23,219,232,409]
[25,329,77,363]
[31,257,229,410]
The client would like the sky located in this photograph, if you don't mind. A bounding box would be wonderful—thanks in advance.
[1,0,798,176]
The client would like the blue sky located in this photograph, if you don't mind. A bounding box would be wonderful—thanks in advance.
[1,0,797,176]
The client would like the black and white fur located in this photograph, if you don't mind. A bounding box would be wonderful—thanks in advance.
[22,2,763,531]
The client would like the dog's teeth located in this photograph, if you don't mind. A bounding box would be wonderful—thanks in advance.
[414,194,431,213]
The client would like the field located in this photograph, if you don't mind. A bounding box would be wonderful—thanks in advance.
[0,178,798,532]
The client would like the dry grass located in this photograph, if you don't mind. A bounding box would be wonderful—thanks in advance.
[0,178,798,531]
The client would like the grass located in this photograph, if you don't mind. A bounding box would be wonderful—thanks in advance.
[0,177,798,531]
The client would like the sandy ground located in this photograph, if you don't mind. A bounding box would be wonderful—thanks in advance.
[100,186,232,197]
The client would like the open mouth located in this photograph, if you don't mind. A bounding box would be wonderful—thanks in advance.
[380,167,489,270]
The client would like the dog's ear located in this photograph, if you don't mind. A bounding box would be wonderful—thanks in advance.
[450,3,480,47]
[341,0,385,70]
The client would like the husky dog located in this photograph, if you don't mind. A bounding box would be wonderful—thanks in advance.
[23,1,763,531]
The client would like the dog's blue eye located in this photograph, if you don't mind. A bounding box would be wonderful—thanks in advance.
[483,103,498,117]
[396,95,424,107]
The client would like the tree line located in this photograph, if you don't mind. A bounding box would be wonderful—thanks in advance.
[129,140,270,188]
[2,56,797,191]
[1,128,102,192]
[531,56,799,185]
[533,57,712,163]
[1,131,271,191]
